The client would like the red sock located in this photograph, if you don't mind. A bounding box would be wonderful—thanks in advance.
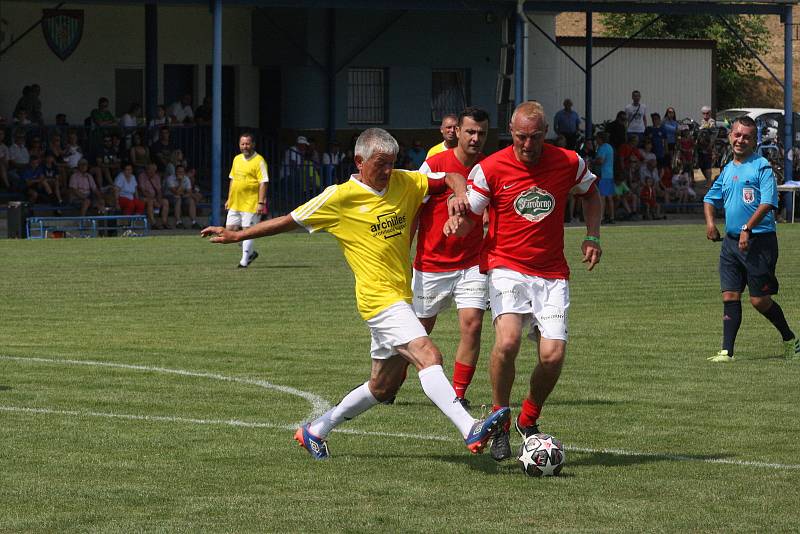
[452,361,476,399]
[493,404,511,432]
[519,398,541,428]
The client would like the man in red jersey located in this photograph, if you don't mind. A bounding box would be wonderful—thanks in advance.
[415,107,490,409]
[444,101,602,461]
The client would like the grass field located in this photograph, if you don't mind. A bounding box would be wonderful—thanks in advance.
[1,224,800,532]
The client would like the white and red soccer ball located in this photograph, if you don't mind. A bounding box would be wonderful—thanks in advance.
[517,433,566,477]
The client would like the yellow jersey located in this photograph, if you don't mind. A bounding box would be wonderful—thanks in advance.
[228,152,269,213]
[426,141,448,160]
[291,170,430,319]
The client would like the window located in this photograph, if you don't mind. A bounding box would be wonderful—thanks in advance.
[431,69,469,123]
[348,68,387,124]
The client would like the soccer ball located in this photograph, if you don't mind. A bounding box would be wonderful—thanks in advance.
[517,433,565,477]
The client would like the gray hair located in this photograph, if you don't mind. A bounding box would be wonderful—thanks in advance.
[354,128,399,162]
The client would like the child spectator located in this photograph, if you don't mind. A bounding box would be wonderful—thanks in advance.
[671,159,697,209]
[41,153,64,204]
[164,164,199,229]
[640,175,664,220]
[114,163,145,216]
[677,129,695,174]
[613,173,635,221]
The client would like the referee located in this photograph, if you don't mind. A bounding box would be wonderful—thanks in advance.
[703,116,799,362]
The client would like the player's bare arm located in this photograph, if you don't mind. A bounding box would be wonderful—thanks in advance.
[202,214,299,243]
[703,202,721,241]
[579,186,602,270]
[443,213,476,237]
[258,182,268,214]
[443,172,468,216]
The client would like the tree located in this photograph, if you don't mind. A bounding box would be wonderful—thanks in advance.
[600,14,770,108]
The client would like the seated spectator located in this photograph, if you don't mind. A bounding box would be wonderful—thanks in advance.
[137,163,168,229]
[120,102,142,129]
[614,173,637,221]
[28,136,45,161]
[617,134,642,174]
[149,126,175,173]
[13,109,32,127]
[91,97,117,129]
[21,155,61,205]
[639,139,655,164]
[639,155,660,190]
[0,129,10,190]
[92,134,122,188]
[69,159,105,216]
[41,153,65,204]
[168,148,188,178]
[169,94,194,124]
[658,163,675,204]
[672,162,697,207]
[194,96,212,125]
[63,129,85,170]
[114,163,145,216]
[129,131,151,174]
[8,131,30,180]
[55,113,69,128]
[640,175,664,220]
[186,167,204,204]
[164,164,199,229]
[47,132,66,163]
[148,105,169,141]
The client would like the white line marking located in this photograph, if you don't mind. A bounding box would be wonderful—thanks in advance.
[0,355,332,423]
[4,356,800,471]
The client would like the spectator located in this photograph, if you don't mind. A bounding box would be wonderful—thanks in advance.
[0,129,9,189]
[662,107,679,157]
[91,134,122,203]
[14,84,42,124]
[696,128,714,186]
[13,109,32,127]
[137,163,169,229]
[149,126,175,173]
[646,113,667,167]
[406,139,426,169]
[47,132,65,163]
[194,96,212,125]
[658,161,675,205]
[554,134,567,148]
[114,163,145,216]
[28,136,44,161]
[8,131,30,174]
[625,89,647,140]
[553,98,581,150]
[639,139,655,164]
[282,135,309,179]
[169,93,194,124]
[91,97,116,128]
[148,105,169,141]
[699,106,716,129]
[164,164,199,228]
[614,161,637,220]
[672,161,697,207]
[69,159,105,215]
[639,153,660,187]
[55,113,69,128]
[618,134,643,174]
[21,155,61,205]
[322,140,345,185]
[129,131,151,174]
[593,132,616,224]
[306,137,321,164]
[677,129,695,175]
[41,153,64,204]
[607,110,627,154]
[62,129,85,170]
[640,175,664,220]
[120,102,142,129]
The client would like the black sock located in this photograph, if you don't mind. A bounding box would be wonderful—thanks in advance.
[759,301,795,341]
[722,300,742,355]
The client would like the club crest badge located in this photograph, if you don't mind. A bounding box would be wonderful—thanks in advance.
[514,186,555,222]
[742,187,755,204]
[41,9,84,61]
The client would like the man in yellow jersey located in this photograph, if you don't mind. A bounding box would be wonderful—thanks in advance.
[225,133,269,268]
[202,128,509,460]
[425,114,458,160]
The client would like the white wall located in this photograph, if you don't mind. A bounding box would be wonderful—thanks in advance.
[0,1,256,125]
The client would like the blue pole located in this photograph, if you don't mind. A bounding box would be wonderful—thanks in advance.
[145,2,158,123]
[515,12,524,106]
[585,10,592,144]
[211,0,222,226]
[783,6,793,183]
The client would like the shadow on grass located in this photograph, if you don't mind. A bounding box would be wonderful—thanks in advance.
[0,385,10,391]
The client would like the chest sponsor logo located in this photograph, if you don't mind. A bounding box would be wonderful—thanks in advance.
[742,187,755,204]
[370,211,407,239]
[514,186,555,222]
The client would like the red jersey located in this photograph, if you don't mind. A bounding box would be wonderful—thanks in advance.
[415,149,485,272]
[468,144,596,279]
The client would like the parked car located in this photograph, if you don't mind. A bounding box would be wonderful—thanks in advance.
[716,108,800,145]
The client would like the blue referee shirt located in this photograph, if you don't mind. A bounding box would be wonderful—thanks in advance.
[703,153,777,235]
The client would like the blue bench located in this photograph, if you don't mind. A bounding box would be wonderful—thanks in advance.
[26,215,150,239]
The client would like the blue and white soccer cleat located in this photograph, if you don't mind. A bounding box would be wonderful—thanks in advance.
[294,424,330,460]
[464,407,510,454]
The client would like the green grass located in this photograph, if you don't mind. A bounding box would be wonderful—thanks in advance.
[1,224,799,532]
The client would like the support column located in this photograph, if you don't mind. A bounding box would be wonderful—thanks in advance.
[784,6,793,183]
[515,11,524,106]
[145,2,158,122]
[211,0,223,226]
[326,8,336,144]
[585,10,593,143]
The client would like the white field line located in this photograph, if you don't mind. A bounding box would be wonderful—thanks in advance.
[3,355,800,471]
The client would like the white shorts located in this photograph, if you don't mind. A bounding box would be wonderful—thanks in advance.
[488,267,570,341]
[366,301,428,359]
[226,210,261,228]
[412,266,488,318]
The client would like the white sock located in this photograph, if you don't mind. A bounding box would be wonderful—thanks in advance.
[241,239,254,265]
[308,381,378,438]
[418,365,474,438]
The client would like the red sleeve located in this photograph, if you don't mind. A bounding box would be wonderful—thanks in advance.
[426,175,449,195]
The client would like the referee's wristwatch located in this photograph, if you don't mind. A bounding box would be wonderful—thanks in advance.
[740,224,751,233]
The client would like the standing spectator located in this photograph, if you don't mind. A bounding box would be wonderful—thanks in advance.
[169,94,194,124]
[120,102,142,129]
[281,136,308,179]
[677,129,695,175]
[553,98,581,150]
[322,141,345,185]
[406,139,426,169]
[129,131,151,174]
[662,107,679,157]
[91,97,116,128]
[607,111,628,155]
[696,128,714,187]
[225,132,268,268]
[594,132,616,224]
[704,116,799,362]
[149,126,175,173]
[14,85,41,124]
[164,164,199,229]
[699,106,716,129]
[426,114,458,159]
[194,96,212,125]
[646,113,667,167]
[114,163,145,216]
[69,159,105,216]
[443,101,600,459]
[138,163,169,229]
[625,90,647,141]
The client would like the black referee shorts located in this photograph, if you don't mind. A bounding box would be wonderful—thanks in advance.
[719,231,779,297]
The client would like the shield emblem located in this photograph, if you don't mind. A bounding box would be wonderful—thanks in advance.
[742,188,755,204]
[41,10,84,61]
